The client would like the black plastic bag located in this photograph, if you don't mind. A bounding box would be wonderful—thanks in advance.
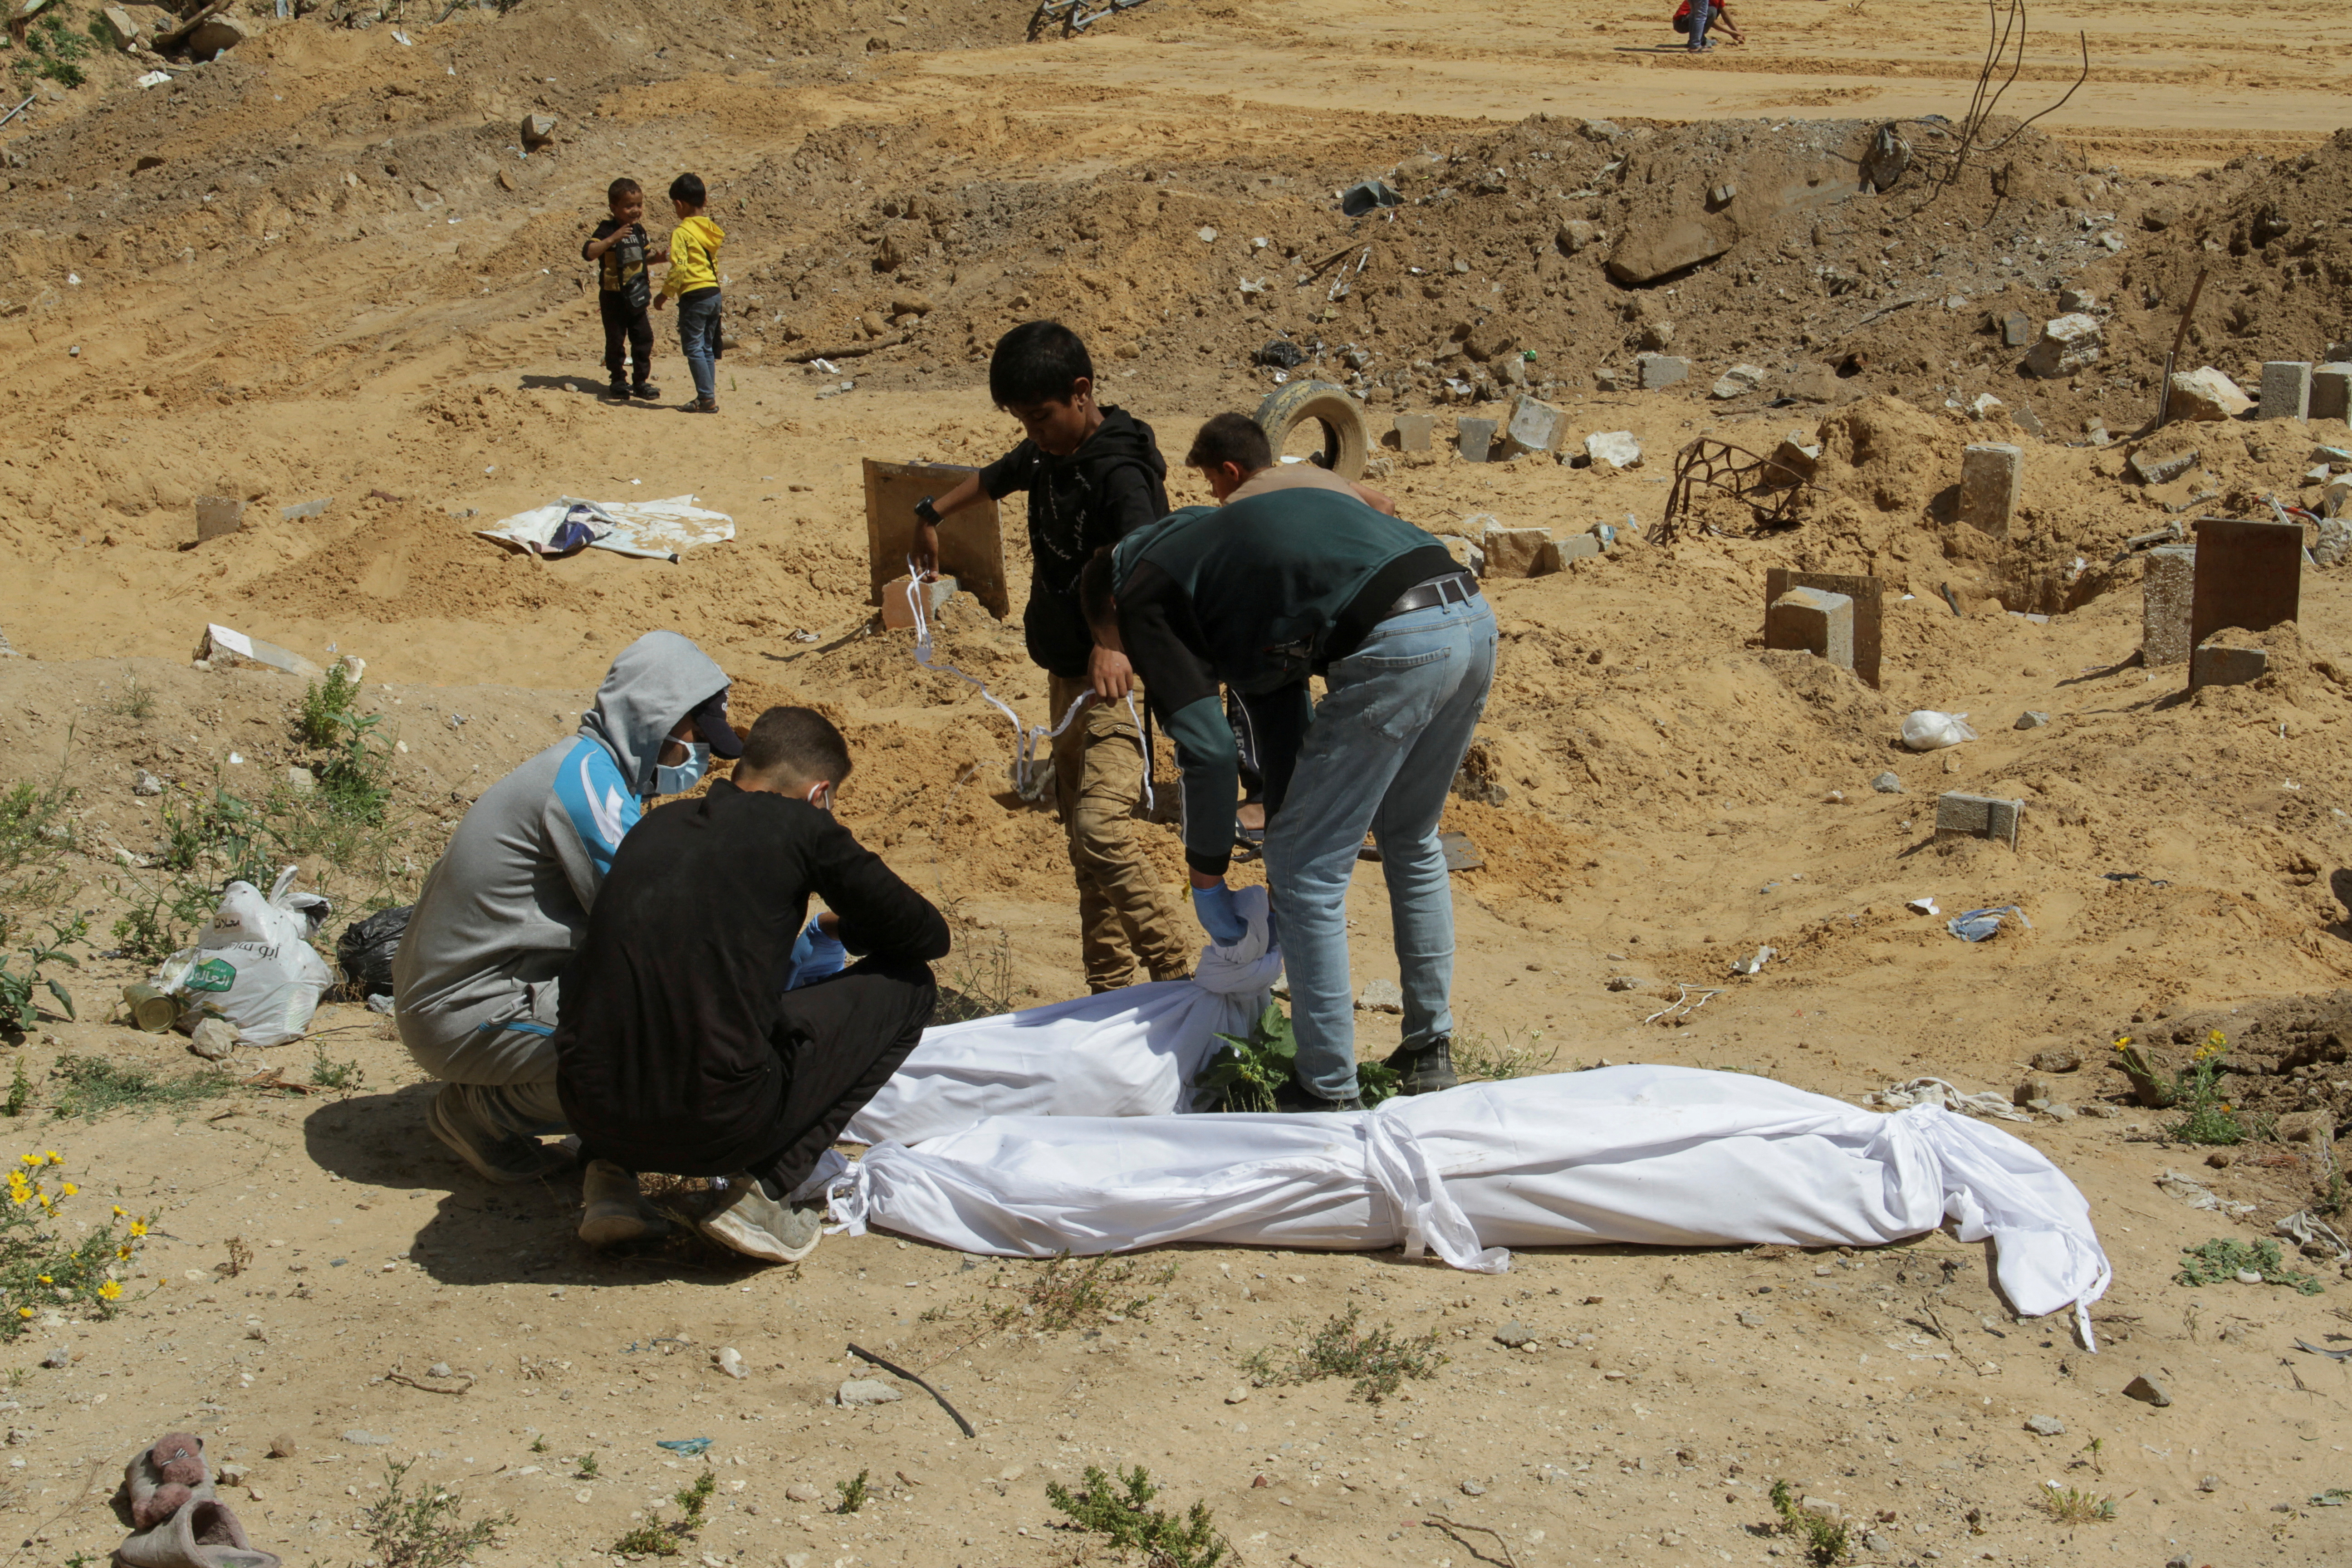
[337,905,413,999]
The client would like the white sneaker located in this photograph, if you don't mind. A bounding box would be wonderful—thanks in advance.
[577,1159,672,1247]
[696,1176,824,1264]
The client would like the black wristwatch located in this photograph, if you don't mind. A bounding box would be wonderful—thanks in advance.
[913,496,941,528]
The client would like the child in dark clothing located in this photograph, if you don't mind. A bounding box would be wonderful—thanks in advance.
[910,322,1193,993]
[581,177,663,402]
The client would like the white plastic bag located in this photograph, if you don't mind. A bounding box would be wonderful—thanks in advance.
[1901,710,1979,751]
[154,867,333,1047]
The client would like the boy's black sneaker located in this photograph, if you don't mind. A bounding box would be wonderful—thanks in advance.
[1274,1078,1365,1114]
[1382,1037,1459,1096]
[631,382,660,400]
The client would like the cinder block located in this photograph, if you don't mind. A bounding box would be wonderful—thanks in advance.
[2313,364,2352,424]
[1766,586,1855,672]
[1999,312,2033,349]
[2257,361,2313,421]
[1935,791,2023,849]
[1392,413,1435,452]
[1636,353,1690,390]
[2141,544,2195,666]
[1501,395,1568,456]
[1457,417,1498,463]
[1555,533,1602,564]
[880,574,958,630]
[2190,643,2269,688]
[1958,442,2022,537]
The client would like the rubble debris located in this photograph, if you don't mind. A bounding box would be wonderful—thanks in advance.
[2165,367,2254,422]
[2023,313,2102,378]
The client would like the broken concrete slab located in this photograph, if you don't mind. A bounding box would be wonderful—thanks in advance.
[2128,447,2200,486]
[1710,364,1767,400]
[2023,313,2102,379]
[2141,544,2196,666]
[1935,792,2023,850]
[196,624,323,679]
[1584,430,1642,469]
[279,496,334,522]
[102,4,138,47]
[520,113,558,149]
[1636,353,1691,391]
[2309,363,2351,423]
[1457,417,1498,463]
[1766,586,1855,672]
[2166,366,2254,422]
[195,496,245,543]
[2256,361,2313,421]
[1391,412,1434,452]
[1555,533,1602,564]
[2190,642,2269,688]
[1605,214,1733,285]
[1957,443,2022,537]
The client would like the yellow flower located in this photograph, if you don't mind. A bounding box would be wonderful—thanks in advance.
[5,1192,23,1208]
[128,1220,147,1238]
[59,1183,76,1197]
[2112,1037,2132,1050]
[35,1277,49,1285]
[97,1281,122,1302]
[43,1152,60,1166]
[12,1308,26,1320]
[115,1247,130,1260]
[18,1155,39,1168]
[37,1194,51,1210]
[111,1205,125,1217]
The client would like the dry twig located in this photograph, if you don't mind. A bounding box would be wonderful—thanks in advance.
[1424,1515,1520,1568]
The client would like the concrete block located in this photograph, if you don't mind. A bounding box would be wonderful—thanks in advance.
[1392,413,1434,452]
[2191,643,2269,688]
[1555,533,1602,564]
[1636,353,1690,390]
[880,574,958,630]
[2141,544,2195,666]
[2312,363,2352,424]
[2128,447,2199,486]
[1935,791,2023,849]
[1766,586,1855,672]
[1765,569,1882,688]
[1441,534,1486,577]
[2023,314,2102,378]
[2165,366,2254,422]
[195,496,245,543]
[1999,312,2033,348]
[520,113,559,148]
[1958,443,2022,537]
[1457,417,1498,463]
[102,4,138,47]
[1501,395,1568,456]
[1482,526,1553,578]
[2258,362,2313,421]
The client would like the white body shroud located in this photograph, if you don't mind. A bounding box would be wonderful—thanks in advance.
[832,1063,2111,1324]
[843,886,1281,1147]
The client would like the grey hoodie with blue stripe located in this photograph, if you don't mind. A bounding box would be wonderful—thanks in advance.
[392,631,730,1085]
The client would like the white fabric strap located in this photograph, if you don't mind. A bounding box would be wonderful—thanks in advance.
[900,566,1152,810]
[1361,1112,1509,1274]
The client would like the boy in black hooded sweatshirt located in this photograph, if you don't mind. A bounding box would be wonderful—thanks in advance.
[910,321,1191,992]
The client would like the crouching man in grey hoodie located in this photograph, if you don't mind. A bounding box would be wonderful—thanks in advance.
[391,631,740,1235]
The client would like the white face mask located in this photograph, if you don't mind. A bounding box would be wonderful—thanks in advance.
[654,742,708,796]
[804,780,833,813]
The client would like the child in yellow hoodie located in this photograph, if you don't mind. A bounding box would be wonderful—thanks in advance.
[655,172,726,414]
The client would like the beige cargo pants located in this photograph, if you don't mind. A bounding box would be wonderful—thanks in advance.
[1048,672,1194,992]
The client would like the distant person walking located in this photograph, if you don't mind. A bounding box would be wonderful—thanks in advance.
[1674,0,1745,52]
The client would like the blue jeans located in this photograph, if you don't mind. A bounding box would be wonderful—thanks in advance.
[1688,0,1712,46]
[1263,593,1498,1101]
[676,289,722,402]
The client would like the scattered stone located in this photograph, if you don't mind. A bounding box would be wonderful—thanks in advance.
[1706,182,1737,209]
[279,497,334,522]
[1606,976,1646,992]
[837,1379,902,1407]
[1584,430,1642,469]
[2024,1415,2066,1437]
[1355,978,1404,1014]
[1766,587,1855,672]
[1224,1386,1250,1404]
[2058,287,2097,313]
[2128,447,2200,487]
[1863,1533,1895,1554]
[1636,353,1691,390]
[1934,792,2024,850]
[267,1434,299,1459]
[1710,364,1767,400]
[2009,400,2046,436]
[1770,431,1821,480]
[1478,527,1552,578]
[784,1481,824,1504]
[185,12,252,57]
[2313,363,2352,423]
[1799,1497,1841,1522]
[102,4,138,48]
[1968,392,2007,421]
[2023,314,2102,378]
[1392,413,1434,452]
[2125,1375,2172,1408]
[1736,1310,1765,1327]
[188,1018,238,1061]
[2013,710,2049,730]
[4,1428,31,1447]
[426,1362,454,1380]
[1502,394,1568,456]
[2315,517,2352,567]
[1494,1322,1534,1348]
[38,1347,67,1370]
[880,573,957,632]
[2256,361,2313,421]
[1606,215,1733,284]
[2141,544,2195,665]
[2013,1078,2053,1107]
[1998,311,2033,349]
[2029,1049,2082,1073]
[2190,642,2268,688]
[1459,1480,1488,1497]
[519,113,558,149]
[133,769,164,797]
[1555,219,1599,255]
[1457,417,1498,463]
[1957,442,2022,537]
[341,1430,395,1446]
[1869,772,1904,794]
[2166,366,2254,421]
[715,1348,747,1380]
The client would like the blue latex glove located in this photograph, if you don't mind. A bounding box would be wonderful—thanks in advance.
[785,917,849,990]
[1191,883,1248,946]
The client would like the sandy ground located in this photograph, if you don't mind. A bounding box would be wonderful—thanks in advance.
[1,0,2351,1564]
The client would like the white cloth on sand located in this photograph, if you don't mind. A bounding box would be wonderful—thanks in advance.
[477,495,734,562]
[830,1063,2111,1326]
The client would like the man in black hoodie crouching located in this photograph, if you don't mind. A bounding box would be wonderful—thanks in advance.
[553,706,948,1263]
[910,320,1193,994]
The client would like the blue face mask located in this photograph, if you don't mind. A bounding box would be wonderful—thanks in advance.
[654,742,708,797]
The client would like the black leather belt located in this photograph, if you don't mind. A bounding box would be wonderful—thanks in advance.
[1380,571,1478,620]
